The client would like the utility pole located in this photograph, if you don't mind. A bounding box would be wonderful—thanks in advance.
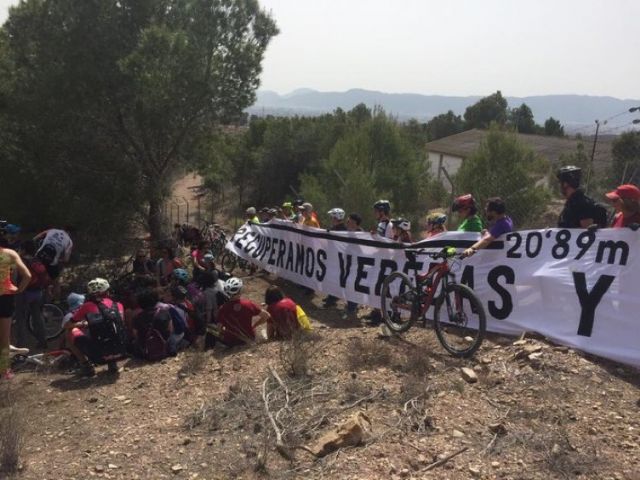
[586,119,601,193]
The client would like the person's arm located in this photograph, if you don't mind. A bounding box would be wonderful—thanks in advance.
[10,251,32,293]
[33,230,49,241]
[463,234,495,257]
[252,309,271,328]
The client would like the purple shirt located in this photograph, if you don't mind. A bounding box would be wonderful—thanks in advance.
[488,216,513,238]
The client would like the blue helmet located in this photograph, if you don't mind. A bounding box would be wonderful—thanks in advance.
[172,268,190,284]
[5,224,20,235]
[66,292,85,311]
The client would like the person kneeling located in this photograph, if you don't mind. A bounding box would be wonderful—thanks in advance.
[215,277,270,346]
[264,286,300,340]
[132,289,174,361]
[68,278,126,376]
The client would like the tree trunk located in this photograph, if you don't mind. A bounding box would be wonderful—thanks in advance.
[148,197,165,243]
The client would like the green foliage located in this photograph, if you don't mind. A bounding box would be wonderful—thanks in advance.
[464,91,508,129]
[544,117,565,137]
[455,125,551,228]
[426,110,466,141]
[0,0,277,240]
[609,131,640,186]
[509,103,537,134]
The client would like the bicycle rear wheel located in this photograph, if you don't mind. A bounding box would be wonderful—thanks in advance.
[380,272,421,333]
[220,252,237,274]
[28,303,65,341]
[433,283,486,358]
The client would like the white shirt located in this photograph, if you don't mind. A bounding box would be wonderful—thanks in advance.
[37,229,73,266]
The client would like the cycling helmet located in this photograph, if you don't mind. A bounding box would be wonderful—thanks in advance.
[556,165,582,188]
[172,268,190,284]
[391,217,411,231]
[426,212,447,225]
[203,253,215,264]
[282,201,293,209]
[452,194,476,212]
[293,198,305,207]
[36,244,57,265]
[66,292,85,311]
[245,207,257,216]
[87,278,110,294]
[5,224,20,234]
[327,208,346,221]
[373,200,391,214]
[224,277,243,296]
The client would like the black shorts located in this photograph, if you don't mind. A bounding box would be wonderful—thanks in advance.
[45,264,62,280]
[0,294,15,318]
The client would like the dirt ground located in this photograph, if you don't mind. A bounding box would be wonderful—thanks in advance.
[2,271,639,480]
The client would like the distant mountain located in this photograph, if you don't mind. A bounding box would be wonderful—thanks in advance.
[249,89,640,133]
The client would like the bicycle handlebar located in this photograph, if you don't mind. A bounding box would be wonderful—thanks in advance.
[405,247,463,260]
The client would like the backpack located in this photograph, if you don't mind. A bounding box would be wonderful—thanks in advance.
[86,301,127,361]
[143,328,167,361]
[589,200,609,228]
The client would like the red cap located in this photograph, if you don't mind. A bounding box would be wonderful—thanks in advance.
[606,184,640,201]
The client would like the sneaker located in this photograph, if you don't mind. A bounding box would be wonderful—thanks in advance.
[79,362,96,377]
[107,362,119,374]
[2,369,15,381]
[322,297,338,308]
[9,345,29,356]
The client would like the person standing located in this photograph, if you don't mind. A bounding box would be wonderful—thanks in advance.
[299,203,320,228]
[452,194,483,232]
[0,235,32,380]
[605,184,640,228]
[372,200,393,238]
[34,227,73,300]
[322,208,347,308]
[463,198,514,257]
[556,166,607,228]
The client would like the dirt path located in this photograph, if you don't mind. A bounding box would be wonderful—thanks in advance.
[3,273,639,479]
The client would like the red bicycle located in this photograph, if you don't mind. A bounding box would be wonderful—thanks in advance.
[380,247,486,358]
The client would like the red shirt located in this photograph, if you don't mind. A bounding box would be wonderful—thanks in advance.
[266,298,299,338]
[611,211,640,228]
[217,298,261,345]
[72,298,125,325]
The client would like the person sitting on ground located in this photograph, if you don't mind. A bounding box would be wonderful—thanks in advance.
[14,240,51,349]
[216,277,270,346]
[463,197,514,257]
[391,217,413,243]
[34,227,73,299]
[131,288,174,358]
[0,234,31,381]
[372,200,394,238]
[299,202,320,228]
[321,208,348,308]
[170,286,199,346]
[60,292,85,349]
[132,249,155,279]
[453,194,483,232]
[605,184,640,229]
[196,270,221,327]
[68,278,125,376]
[190,240,211,280]
[264,285,300,340]
[556,165,607,228]
[424,212,447,238]
[156,247,182,287]
[245,207,259,224]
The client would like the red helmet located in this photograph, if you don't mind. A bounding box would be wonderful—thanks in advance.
[452,194,476,212]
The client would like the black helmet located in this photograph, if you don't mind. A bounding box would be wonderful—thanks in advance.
[556,165,582,188]
[293,198,304,207]
[373,200,391,214]
[36,244,56,265]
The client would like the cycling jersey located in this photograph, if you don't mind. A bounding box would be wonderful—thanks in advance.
[558,189,599,228]
[36,229,73,266]
[457,215,483,233]
[376,219,394,239]
[0,248,17,295]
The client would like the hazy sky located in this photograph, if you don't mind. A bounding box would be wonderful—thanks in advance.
[1,0,638,99]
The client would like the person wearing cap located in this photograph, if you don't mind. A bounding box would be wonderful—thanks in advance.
[281,202,295,221]
[245,207,259,224]
[606,184,640,229]
[299,202,320,228]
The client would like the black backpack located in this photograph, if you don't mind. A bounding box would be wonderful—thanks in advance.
[587,196,610,228]
[86,301,128,361]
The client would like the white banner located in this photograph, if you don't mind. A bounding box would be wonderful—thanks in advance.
[227,220,640,367]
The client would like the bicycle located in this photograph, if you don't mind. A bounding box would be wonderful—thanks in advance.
[218,251,255,275]
[380,246,486,358]
[11,348,73,371]
[29,302,65,341]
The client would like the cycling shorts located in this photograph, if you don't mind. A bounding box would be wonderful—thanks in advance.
[0,294,15,318]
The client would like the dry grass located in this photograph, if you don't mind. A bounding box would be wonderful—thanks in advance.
[178,349,207,377]
[345,337,392,371]
[279,330,320,377]
[0,385,24,475]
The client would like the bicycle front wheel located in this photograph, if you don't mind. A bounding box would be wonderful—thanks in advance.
[381,272,421,333]
[433,283,486,358]
[220,252,237,274]
[29,303,65,341]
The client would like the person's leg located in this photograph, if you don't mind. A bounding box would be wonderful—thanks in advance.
[167,332,184,355]
[322,294,338,307]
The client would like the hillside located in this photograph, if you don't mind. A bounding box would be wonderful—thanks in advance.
[248,89,640,132]
[2,273,639,480]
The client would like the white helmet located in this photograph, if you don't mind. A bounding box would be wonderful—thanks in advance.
[391,217,411,232]
[327,208,345,221]
[224,277,244,296]
[246,207,257,216]
[87,278,110,294]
